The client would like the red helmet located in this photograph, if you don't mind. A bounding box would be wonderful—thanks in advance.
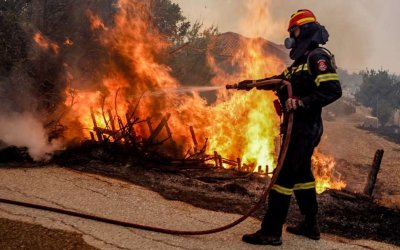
[288,9,317,31]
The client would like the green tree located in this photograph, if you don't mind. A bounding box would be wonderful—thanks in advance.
[355,69,400,125]
[149,0,220,86]
[166,23,219,86]
[150,0,190,45]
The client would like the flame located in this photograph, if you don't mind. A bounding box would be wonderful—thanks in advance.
[238,0,286,44]
[64,38,74,46]
[62,0,284,173]
[86,10,108,31]
[312,150,346,194]
[33,32,59,54]
[202,36,285,172]
[61,0,345,189]
[200,0,286,172]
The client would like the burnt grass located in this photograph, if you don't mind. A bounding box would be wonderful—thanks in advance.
[1,143,400,246]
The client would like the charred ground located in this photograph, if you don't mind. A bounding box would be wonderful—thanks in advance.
[0,142,399,247]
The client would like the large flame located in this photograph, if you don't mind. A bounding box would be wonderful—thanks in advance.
[63,0,284,173]
[62,0,346,192]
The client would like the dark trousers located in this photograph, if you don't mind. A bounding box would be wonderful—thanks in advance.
[260,132,318,236]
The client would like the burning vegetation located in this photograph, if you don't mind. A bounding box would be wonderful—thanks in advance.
[0,0,345,193]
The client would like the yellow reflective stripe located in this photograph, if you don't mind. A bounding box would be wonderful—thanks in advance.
[286,64,309,77]
[297,17,316,25]
[272,184,293,195]
[284,69,290,77]
[293,182,316,190]
[291,11,306,19]
[315,73,340,86]
[295,64,308,73]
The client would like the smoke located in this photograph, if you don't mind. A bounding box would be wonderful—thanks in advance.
[0,112,62,161]
[238,0,286,41]
[173,0,400,74]
[267,0,374,72]
[0,0,99,160]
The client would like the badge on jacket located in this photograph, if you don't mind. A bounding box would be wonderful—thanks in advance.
[317,59,328,72]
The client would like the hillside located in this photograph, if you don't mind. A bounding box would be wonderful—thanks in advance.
[217,32,291,66]
[320,106,400,208]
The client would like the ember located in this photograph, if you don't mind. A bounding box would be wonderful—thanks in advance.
[33,32,59,54]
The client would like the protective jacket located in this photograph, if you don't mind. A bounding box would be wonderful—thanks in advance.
[279,46,342,140]
[258,46,342,237]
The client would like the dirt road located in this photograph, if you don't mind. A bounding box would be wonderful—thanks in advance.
[0,166,396,250]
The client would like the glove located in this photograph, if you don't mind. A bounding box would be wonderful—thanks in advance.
[285,96,304,111]
[237,80,253,90]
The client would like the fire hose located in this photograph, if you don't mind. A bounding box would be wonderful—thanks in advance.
[0,79,293,236]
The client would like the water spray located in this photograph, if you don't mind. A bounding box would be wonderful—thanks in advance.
[142,86,224,97]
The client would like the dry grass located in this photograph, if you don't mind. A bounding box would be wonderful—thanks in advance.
[320,106,400,208]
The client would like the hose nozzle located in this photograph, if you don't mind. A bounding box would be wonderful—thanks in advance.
[226,84,238,89]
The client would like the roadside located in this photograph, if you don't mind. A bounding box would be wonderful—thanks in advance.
[320,106,400,208]
[0,166,397,250]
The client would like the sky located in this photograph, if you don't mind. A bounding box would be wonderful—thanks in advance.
[172,0,400,74]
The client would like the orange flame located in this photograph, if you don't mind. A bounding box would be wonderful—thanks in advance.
[63,0,283,172]
[33,32,59,54]
[312,150,346,194]
[86,10,108,31]
[62,0,346,190]
[64,37,74,46]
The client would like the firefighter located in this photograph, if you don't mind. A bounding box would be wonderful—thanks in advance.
[239,9,342,246]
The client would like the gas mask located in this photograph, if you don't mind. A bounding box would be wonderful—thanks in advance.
[285,23,330,60]
[284,26,300,49]
[284,37,296,49]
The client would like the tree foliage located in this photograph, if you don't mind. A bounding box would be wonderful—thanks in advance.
[150,0,190,45]
[0,0,30,76]
[355,69,400,125]
[150,0,220,86]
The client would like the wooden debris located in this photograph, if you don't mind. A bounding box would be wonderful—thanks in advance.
[87,106,268,174]
[189,126,198,153]
[218,155,223,168]
[214,151,219,167]
[107,109,116,134]
[146,117,153,135]
[90,132,95,141]
[90,107,103,142]
[148,113,171,143]
[125,113,136,138]
[164,117,178,156]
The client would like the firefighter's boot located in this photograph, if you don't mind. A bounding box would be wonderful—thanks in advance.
[286,216,320,240]
[242,230,282,246]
